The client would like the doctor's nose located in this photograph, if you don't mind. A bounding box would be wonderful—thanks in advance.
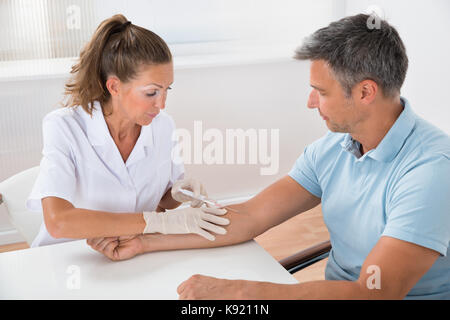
[307,89,320,109]
[155,95,166,110]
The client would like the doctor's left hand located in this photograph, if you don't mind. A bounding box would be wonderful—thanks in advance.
[87,235,143,261]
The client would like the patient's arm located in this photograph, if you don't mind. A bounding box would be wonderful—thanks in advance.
[141,175,321,253]
[141,203,253,253]
[88,175,320,259]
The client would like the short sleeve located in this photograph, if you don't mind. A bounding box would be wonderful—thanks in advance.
[288,143,322,198]
[26,115,77,212]
[382,155,450,256]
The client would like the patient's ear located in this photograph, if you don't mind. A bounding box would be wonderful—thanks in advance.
[358,79,378,105]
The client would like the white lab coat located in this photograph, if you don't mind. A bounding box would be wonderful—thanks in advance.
[26,102,184,247]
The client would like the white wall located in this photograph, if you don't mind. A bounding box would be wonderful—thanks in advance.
[169,60,327,199]
[345,0,450,133]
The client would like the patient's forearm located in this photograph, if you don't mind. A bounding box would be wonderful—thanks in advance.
[140,203,256,253]
[142,175,322,253]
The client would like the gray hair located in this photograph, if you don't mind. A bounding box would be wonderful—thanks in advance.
[294,14,408,98]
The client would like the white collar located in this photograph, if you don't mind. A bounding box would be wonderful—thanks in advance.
[84,101,155,167]
[85,101,154,148]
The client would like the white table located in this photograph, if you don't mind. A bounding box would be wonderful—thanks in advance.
[0,240,298,299]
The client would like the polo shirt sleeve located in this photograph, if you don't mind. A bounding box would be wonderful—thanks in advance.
[26,114,77,213]
[382,155,450,256]
[288,141,322,198]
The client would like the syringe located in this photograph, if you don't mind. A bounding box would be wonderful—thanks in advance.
[178,189,239,213]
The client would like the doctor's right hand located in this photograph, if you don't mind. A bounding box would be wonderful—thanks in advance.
[142,206,229,241]
[171,178,208,208]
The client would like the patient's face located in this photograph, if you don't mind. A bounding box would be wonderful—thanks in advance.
[307,60,366,133]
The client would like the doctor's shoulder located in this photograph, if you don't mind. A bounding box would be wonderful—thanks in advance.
[41,106,85,142]
[42,106,80,126]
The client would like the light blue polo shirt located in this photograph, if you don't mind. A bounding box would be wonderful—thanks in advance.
[289,97,450,299]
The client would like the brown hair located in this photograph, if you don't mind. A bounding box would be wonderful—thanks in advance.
[63,14,172,116]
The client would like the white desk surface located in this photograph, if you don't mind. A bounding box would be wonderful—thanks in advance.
[0,239,298,299]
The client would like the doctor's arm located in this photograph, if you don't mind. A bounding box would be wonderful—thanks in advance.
[43,194,227,241]
[42,196,147,239]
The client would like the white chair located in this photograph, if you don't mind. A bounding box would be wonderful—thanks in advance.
[0,166,42,246]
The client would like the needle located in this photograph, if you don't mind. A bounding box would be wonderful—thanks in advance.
[178,189,239,213]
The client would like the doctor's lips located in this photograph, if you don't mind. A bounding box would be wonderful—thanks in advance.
[146,112,158,118]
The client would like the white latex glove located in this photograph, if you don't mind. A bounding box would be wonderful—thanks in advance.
[142,206,229,241]
[171,178,208,208]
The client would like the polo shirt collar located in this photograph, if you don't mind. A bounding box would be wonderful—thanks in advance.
[340,133,363,158]
[341,97,416,162]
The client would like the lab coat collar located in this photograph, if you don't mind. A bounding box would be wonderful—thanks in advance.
[85,101,154,167]
[86,101,154,148]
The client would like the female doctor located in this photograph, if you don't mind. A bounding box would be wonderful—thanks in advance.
[26,14,228,247]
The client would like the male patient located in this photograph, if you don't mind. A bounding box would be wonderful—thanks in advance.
[88,14,450,299]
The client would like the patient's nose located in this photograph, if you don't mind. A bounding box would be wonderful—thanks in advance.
[307,89,320,109]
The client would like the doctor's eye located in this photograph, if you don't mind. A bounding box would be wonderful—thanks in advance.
[146,91,158,97]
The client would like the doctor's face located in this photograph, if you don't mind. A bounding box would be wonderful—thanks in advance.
[115,62,174,126]
[307,60,367,133]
